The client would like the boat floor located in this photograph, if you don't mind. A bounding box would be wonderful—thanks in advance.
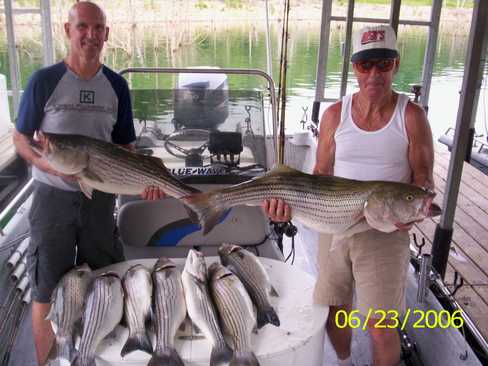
[411,144,488,344]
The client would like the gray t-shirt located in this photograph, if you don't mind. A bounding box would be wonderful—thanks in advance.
[16,61,136,191]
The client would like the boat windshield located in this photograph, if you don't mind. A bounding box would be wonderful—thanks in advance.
[130,87,269,182]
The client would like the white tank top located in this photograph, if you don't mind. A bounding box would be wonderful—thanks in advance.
[333,93,412,183]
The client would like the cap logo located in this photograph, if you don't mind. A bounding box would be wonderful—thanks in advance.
[361,30,385,45]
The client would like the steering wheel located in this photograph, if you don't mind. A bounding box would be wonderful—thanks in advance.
[164,129,211,165]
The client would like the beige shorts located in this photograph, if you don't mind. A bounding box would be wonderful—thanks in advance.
[313,229,410,317]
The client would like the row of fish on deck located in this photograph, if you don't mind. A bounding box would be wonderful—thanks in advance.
[34,132,442,239]
[47,244,279,366]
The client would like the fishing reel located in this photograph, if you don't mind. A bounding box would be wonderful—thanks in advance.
[271,220,298,256]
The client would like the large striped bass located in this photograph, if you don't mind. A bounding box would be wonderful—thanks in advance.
[73,272,124,366]
[46,264,92,366]
[219,244,279,329]
[181,250,233,366]
[150,257,187,366]
[182,164,441,236]
[208,263,260,366]
[121,264,153,357]
[32,133,199,199]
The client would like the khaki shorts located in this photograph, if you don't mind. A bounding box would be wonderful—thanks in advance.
[313,229,410,316]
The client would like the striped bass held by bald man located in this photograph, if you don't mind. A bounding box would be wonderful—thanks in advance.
[31,132,200,199]
[182,164,441,236]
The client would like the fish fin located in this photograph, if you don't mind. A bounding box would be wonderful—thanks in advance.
[256,306,280,328]
[83,168,103,183]
[78,181,93,199]
[342,218,371,237]
[269,286,279,298]
[148,348,184,366]
[268,164,301,176]
[181,192,225,235]
[120,332,153,357]
[184,205,199,225]
[210,344,233,366]
[53,335,76,364]
[230,351,260,366]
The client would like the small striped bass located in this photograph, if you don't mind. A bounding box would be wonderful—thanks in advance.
[33,133,199,199]
[150,257,187,366]
[182,164,441,236]
[181,250,233,366]
[46,264,92,366]
[121,264,153,357]
[219,244,279,329]
[73,272,124,366]
[209,263,260,366]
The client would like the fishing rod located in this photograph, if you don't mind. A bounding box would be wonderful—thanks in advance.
[276,0,291,164]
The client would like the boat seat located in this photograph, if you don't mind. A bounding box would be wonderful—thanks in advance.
[117,197,271,258]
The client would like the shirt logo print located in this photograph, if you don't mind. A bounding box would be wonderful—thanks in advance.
[80,90,95,104]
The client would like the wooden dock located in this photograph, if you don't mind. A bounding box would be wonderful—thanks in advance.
[412,143,488,341]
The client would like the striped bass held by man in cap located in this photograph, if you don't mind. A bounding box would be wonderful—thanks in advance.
[182,164,441,237]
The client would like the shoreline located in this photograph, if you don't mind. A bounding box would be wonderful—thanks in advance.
[4,2,472,28]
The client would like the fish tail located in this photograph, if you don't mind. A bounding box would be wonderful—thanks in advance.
[58,335,76,363]
[181,192,226,235]
[257,306,280,328]
[210,343,233,366]
[45,335,75,366]
[120,331,153,357]
[71,354,96,366]
[230,351,261,366]
[148,347,185,366]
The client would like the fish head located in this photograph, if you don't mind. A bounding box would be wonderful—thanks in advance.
[208,262,232,281]
[153,257,176,272]
[34,133,89,175]
[365,183,441,231]
[184,249,207,283]
[218,243,241,264]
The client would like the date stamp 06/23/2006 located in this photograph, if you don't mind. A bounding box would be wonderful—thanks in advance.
[334,309,464,331]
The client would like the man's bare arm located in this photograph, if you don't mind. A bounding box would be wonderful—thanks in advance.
[313,101,342,176]
[405,102,435,189]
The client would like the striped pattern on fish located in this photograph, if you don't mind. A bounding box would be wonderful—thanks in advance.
[150,258,186,366]
[208,263,260,366]
[218,244,279,329]
[121,265,153,357]
[74,273,123,366]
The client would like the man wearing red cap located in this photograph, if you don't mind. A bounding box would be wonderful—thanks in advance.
[264,24,434,366]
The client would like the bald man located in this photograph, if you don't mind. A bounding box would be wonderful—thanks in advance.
[13,2,163,363]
